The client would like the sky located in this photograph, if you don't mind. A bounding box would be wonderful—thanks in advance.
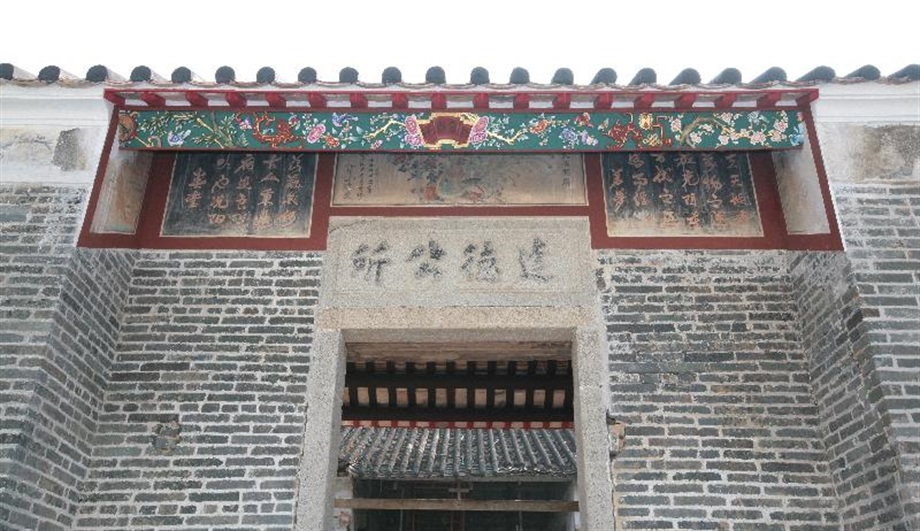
[2,0,918,85]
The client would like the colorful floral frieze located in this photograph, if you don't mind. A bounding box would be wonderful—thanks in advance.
[117,109,804,152]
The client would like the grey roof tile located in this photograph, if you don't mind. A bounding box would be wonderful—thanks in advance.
[3,62,917,87]
[339,427,578,480]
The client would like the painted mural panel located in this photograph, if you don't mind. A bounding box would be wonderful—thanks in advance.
[162,152,316,237]
[602,152,762,237]
[333,153,586,206]
[90,148,152,234]
[118,109,805,152]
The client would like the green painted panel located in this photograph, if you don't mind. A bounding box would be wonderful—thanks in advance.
[117,109,804,152]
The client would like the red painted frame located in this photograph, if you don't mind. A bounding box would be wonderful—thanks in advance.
[586,152,788,250]
[79,103,843,252]
[79,111,333,251]
[783,107,844,251]
[137,153,331,250]
[105,87,820,114]
[78,109,141,248]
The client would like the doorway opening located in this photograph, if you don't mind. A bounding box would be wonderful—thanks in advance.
[336,341,578,531]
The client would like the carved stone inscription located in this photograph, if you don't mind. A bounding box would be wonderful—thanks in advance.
[345,237,554,287]
[322,218,593,308]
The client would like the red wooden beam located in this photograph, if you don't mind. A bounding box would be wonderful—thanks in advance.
[513,93,530,110]
[634,93,654,110]
[553,93,571,110]
[594,93,613,109]
[104,91,125,106]
[342,406,573,423]
[757,92,782,109]
[431,93,447,110]
[140,92,165,107]
[350,93,368,108]
[265,93,286,108]
[225,92,246,108]
[796,90,819,106]
[307,93,327,108]
[674,93,696,110]
[391,93,409,109]
[473,93,489,109]
[185,92,208,107]
[714,93,737,109]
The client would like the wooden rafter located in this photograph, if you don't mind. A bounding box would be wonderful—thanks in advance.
[339,343,577,423]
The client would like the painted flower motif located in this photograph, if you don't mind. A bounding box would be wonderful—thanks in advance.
[750,131,766,145]
[670,118,682,133]
[579,131,598,146]
[688,132,703,146]
[307,124,326,144]
[472,116,490,133]
[748,111,763,125]
[324,135,339,148]
[530,119,551,134]
[575,112,591,127]
[718,134,730,146]
[236,116,253,130]
[769,129,785,142]
[167,130,191,146]
[561,128,577,144]
[469,131,487,145]
[371,140,383,150]
[288,116,299,126]
[405,115,420,136]
[774,118,788,133]
[406,134,423,147]
[719,112,735,123]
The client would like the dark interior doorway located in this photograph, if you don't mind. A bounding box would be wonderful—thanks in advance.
[351,480,573,531]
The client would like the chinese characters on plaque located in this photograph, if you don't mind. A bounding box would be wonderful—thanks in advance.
[333,153,586,206]
[162,152,316,237]
[602,152,762,237]
[349,238,553,285]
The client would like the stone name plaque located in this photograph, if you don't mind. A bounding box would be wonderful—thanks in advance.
[322,218,594,308]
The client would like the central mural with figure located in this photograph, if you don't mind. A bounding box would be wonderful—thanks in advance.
[333,153,586,206]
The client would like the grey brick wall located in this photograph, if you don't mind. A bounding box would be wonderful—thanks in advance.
[790,251,909,530]
[1,185,135,530]
[834,180,920,527]
[75,251,321,530]
[598,250,840,530]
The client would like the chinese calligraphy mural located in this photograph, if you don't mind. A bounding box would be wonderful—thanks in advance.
[118,109,804,152]
[333,154,585,206]
[162,152,316,237]
[602,152,762,237]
